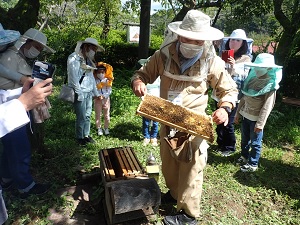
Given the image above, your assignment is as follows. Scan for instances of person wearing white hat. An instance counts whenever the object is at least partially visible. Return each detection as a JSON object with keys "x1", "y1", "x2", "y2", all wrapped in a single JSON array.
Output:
[
  {"x1": 67, "y1": 37, "x2": 104, "y2": 146},
  {"x1": 0, "y1": 28, "x2": 55, "y2": 199},
  {"x1": 235, "y1": 53, "x2": 283, "y2": 172},
  {"x1": 0, "y1": 24, "x2": 53, "y2": 223},
  {"x1": 214, "y1": 29, "x2": 253, "y2": 157},
  {"x1": 0, "y1": 28, "x2": 55, "y2": 90},
  {"x1": 132, "y1": 10, "x2": 238, "y2": 225}
]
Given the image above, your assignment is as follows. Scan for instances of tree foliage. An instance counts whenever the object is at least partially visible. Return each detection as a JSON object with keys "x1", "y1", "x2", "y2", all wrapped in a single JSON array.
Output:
[{"x1": 0, "y1": 0, "x2": 300, "y2": 97}]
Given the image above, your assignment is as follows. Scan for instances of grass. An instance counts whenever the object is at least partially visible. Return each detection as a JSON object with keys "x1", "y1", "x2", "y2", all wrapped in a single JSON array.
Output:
[{"x1": 3, "y1": 68, "x2": 300, "y2": 225}]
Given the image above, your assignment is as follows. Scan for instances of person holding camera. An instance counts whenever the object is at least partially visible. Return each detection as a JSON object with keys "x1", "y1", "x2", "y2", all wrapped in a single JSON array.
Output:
[
  {"x1": 0, "y1": 27, "x2": 55, "y2": 199},
  {"x1": 213, "y1": 29, "x2": 253, "y2": 157}
]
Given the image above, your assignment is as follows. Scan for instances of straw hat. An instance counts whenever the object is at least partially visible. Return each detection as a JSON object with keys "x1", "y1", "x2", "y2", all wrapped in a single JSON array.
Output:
[
  {"x1": 168, "y1": 10, "x2": 224, "y2": 41},
  {"x1": 76, "y1": 38, "x2": 104, "y2": 52},
  {"x1": 14, "y1": 28, "x2": 55, "y2": 53},
  {"x1": 0, "y1": 23, "x2": 20, "y2": 45},
  {"x1": 245, "y1": 53, "x2": 282, "y2": 68},
  {"x1": 224, "y1": 29, "x2": 253, "y2": 42}
]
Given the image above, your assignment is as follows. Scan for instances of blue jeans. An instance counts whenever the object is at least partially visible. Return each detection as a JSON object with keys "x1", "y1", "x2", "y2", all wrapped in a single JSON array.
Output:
[
  {"x1": 74, "y1": 92, "x2": 93, "y2": 139},
  {"x1": 215, "y1": 101, "x2": 237, "y2": 152},
  {"x1": 241, "y1": 117, "x2": 263, "y2": 166},
  {"x1": 0, "y1": 125, "x2": 34, "y2": 190},
  {"x1": 142, "y1": 117, "x2": 159, "y2": 139}
]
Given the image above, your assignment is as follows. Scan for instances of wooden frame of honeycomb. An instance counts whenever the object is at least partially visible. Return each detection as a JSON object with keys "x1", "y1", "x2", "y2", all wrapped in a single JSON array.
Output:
[{"x1": 136, "y1": 94, "x2": 214, "y2": 143}]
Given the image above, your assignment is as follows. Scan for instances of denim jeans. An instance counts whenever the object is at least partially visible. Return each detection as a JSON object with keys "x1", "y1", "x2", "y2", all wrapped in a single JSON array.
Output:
[
  {"x1": 0, "y1": 125, "x2": 34, "y2": 190},
  {"x1": 241, "y1": 117, "x2": 263, "y2": 166},
  {"x1": 142, "y1": 117, "x2": 159, "y2": 139},
  {"x1": 74, "y1": 92, "x2": 93, "y2": 139},
  {"x1": 215, "y1": 101, "x2": 238, "y2": 152}
]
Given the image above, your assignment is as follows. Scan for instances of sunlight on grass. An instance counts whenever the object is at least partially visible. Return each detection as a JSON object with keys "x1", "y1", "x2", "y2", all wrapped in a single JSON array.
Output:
[{"x1": 5, "y1": 69, "x2": 300, "y2": 225}]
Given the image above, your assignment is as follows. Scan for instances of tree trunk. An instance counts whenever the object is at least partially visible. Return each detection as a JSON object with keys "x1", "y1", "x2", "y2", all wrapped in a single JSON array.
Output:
[
  {"x1": 0, "y1": 0, "x2": 40, "y2": 33},
  {"x1": 101, "y1": 11, "x2": 110, "y2": 39},
  {"x1": 138, "y1": 0, "x2": 151, "y2": 59},
  {"x1": 273, "y1": 0, "x2": 300, "y2": 66}
]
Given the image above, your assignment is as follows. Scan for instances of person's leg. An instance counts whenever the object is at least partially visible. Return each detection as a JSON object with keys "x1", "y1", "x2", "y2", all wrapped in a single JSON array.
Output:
[
  {"x1": 1, "y1": 126, "x2": 34, "y2": 190},
  {"x1": 248, "y1": 122, "x2": 263, "y2": 167},
  {"x1": 214, "y1": 101, "x2": 224, "y2": 149},
  {"x1": 240, "y1": 117, "x2": 251, "y2": 159},
  {"x1": 222, "y1": 105, "x2": 237, "y2": 153},
  {"x1": 176, "y1": 138, "x2": 208, "y2": 218},
  {"x1": 74, "y1": 97, "x2": 86, "y2": 140},
  {"x1": 216, "y1": 123, "x2": 224, "y2": 149},
  {"x1": 83, "y1": 93, "x2": 93, "y2": 138},
  {"x1": 142, "y1": 117, "x2": 150, "y2": 139},
  {"x1": 150, "y1": 121, "x2": 159, "y2": 139},
  {"x1": 94, "y1": 98, "x2": 102, "y2": 129},
  {"x1": 102, "y1": 97, "x2": 110, "y2": 129},
  {"x1": 160, "y1": 125, "x2": 179, "y2": 197}
]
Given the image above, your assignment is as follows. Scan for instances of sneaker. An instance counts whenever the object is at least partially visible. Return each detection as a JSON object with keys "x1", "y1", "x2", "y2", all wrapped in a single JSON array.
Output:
[
  {"x1": 97, "y1": 128, "x2": 103, "y2": 136},
  {"x1": 236, "y1": 156, "x2": 248, "y2": 165},
  {"x1": 220, "y1": 150, "x2": 235, "y2": 157},
  {"x1": 84, "y1": 136, "x2": 95, "y2": 143},
  {"x1": 164, "y1": 211, "x2": 197, "y2": 225},
  {"x1": 0, "y1": 179, "x2": 13, "y2": 190},
  {"x1": 20, "y1": 183, "x2": 50, "y2": 199},
  {"x1": 150, "y1": 138, "x2": 158, "y2": 146},
  {"x1": 240, "y1": 163, "x2": 258, "y2": 172},
  {"x1": 143, "y1": 138, "x2": 150, "y2": 146},
  {"x1": 104, "y1": 128, "x2": 109, "y2": 135}
]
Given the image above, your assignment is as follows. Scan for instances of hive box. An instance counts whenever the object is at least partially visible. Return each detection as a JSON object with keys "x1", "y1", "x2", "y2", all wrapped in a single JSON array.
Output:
[{"x1": 98, "y1": 146, "x2": 161, "y2": 225}]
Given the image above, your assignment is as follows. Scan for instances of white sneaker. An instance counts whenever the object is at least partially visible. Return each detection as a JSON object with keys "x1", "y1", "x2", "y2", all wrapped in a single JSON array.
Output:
[
  {"x1": 104, "y1": 128, "x2": 109, "y2": 135},
  {"x1": 143, "y1": 138, "x2": 150, "y2": 146},
  {"x1": 150, "y1": 138, "x2": 158, "y2": 146},
  {"x1": 98, "y1": 128, "x2": 103, "y2": 136}
]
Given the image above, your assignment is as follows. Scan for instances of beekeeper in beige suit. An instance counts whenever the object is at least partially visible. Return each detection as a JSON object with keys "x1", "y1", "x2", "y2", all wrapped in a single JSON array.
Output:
[{"x1": 131, "y1": 10, "x2": 238, "y2": 225}]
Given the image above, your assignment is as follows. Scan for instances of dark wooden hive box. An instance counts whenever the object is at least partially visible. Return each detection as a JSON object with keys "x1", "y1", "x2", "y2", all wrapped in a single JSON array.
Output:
[{"x1": 98, "y1": 146, "x2": 161, "y2": 225}]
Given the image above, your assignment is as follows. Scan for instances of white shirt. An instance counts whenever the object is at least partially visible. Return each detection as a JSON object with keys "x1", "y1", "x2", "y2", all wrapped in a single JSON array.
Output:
[{"x1": 0, "y1": 87, "x2": 30, "y2": 137}]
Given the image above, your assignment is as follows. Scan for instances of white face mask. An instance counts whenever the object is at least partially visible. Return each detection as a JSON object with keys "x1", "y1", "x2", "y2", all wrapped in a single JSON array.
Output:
[
  {"x1": 86, "y1": 50, "x2": 95, "y2": 59},
  {"x1": 179, "y1": 42, "x2": 204, "y2": 59},
  {"x1": 97, "y1": 73, "x2": 105, "y2": 79},
  {"x1": 254, "y1": 67, "x2": 269, "y2": 77},
  {"x1": 24, "y1": 46, "x2": 40, "y2": 58}
]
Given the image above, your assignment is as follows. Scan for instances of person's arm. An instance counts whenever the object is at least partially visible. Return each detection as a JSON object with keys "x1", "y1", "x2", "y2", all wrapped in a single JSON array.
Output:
[
  {"x1": 209, "y1": 56, "x2": 239, "y2": 125},
  {"x1": 234, "y1": 96, "x2": 245, "y2": 124},
  {"x1": 67, "y1": 54, "x2": 83, "y2": 100},
  {"x1": 0, "y1": 78, "x2": 52, "y2": 137},
  {"x1": 0, "y1": 54, "x2": 23, "y2": 83},
  {"x1": 91, "y1": 74, "x2": 99, "y2": 97},
  {"x1": 131, "y1": 51, "x2": 162, "y2": 97},
  {"x1": 0, "y1": 99, "x2": 29, "y2": 138},
  {"x1": 255, "y1": 91, "x2": 276, "y2": 130}
]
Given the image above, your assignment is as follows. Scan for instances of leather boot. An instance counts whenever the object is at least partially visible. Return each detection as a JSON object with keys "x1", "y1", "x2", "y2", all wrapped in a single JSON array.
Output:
[{"x1": 163, "y1": 211, "x2": 197, "y2": 225}]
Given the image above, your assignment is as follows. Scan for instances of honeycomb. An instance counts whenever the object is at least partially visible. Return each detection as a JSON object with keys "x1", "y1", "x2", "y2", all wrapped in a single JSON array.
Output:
[{"x1": 137, "y1": 94, "x2": 214, "y2": 142}]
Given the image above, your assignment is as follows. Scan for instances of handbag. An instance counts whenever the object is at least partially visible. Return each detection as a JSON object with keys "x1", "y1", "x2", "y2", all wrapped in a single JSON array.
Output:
[
  {"x1": 58, "y1": 84, "x2": 75, "y2": 103},
  {"x1": 58, "y1": 72, "x2": 85, "y2": 103}
]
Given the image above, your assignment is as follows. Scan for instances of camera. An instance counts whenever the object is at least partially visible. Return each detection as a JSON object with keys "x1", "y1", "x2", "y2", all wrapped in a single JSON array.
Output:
[{"x1": 32, "y1": 61, "x2": 55, "y2": 86}]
